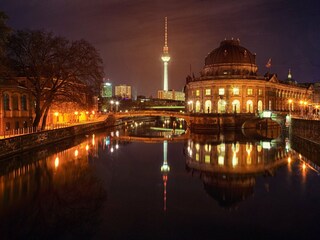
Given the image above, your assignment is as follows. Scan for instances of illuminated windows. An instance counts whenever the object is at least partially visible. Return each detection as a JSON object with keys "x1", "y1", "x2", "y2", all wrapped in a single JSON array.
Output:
[
  {"x1": 205, "y1": 89, "x2": 211, "y2": 95},
  {"x1": 247, "y1": 88, "x2": 253, "y2": 95},
  {"x1": 219, "y1": 88, "x2": 225, "y2": 95},
  {"x1": 258, "y1": 89, "x2": 263, "y2": 96},
  {"x1": 196, "y1": 90, "x2": 200, "y2": 96},
  {"x1": 233, "y1": 87, "x2": 239, "y2": 95},
  {"x1": 3, "y1": 93, "x2": 10, "y2": 110}
]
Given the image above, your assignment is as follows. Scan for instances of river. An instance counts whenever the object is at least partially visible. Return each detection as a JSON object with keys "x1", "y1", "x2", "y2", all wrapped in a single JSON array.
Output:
[{"x1": 0, "y1": 120, "x2": 319, "y2": 239}]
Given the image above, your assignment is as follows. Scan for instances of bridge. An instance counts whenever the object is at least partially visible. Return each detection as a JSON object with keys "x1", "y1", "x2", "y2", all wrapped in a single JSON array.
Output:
[
  {"x1": 111, "y1": 132, "x2": 189, "y2": 143},
  {"x1": 107, "y1": 110, "x2": 192, "y2": 125},
  {"x1": 103, "y1": 110, "x2": 287, "y2": 133},
  {"x1": 113, "y1": 110, "x2": 190, "y2": 120}
]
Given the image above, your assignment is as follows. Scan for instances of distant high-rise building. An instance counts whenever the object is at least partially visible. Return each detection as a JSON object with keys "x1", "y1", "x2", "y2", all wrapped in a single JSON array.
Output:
[
  {"x1": 157, "y1": 89, "x2": 185, "y2": 101},
  {"x1": 101, "y1": 82, "x2": 112, "y2": 98},
  {"x1": 115, "y1": 84, "x2": 132, "y2": 99}
]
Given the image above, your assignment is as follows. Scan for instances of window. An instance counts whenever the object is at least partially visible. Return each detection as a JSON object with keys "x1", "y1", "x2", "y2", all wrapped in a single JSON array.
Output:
[
  {"x1": 233, "y1": 87, "x2": 239, "y2": 95},
  {"x1": 196, "y1": 90, "x2": 200, "y2": 97},
  {"x1": 258, "y1": 100, "x2": 263, "y2": 112},
  {"x1": 3, "y1": 93, "x2": 10, "y2": 110},
  {"x1": 246, "y1": 100, "x2": 253, "y2": 113},
  {"x1": 12, "y1": 95, "x2": 19, "y2": 110},
  {"x1": 258, "y1": 89, "x2": 263, "y2": 96},
  {"x1": 205, "y1": 100, "x2": 212, "y2": 113},
  {"x1": 205, "y1": 89, "x2": 211, "y2": 95},
  {"x1": 247, "y1": 88, "x2": 253, "y2": 95},
  {"x1": 195, "y1": 100, "x2": 201, "y2": 113},
  {"x1": 219, "y1": 88, "x2": 225, "y2": 95},
  {"x1": 232, "y1": 100, "x2": 241, "y2": 113},
  {"x1": 21, "y1": 95, "x2": 27, "y2": 111}
]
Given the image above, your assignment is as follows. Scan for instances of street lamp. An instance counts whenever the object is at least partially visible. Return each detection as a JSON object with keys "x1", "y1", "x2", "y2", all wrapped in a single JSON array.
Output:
[
  {"x1": 74, "y1": 111, "x2": 79, "y2": 122},
  {"x1": 110, "y1": 100, "x2": 114, "y2": 112},
  {"x1": 54, "y1": 112, "x2": 59, "y2": 123},
  {"x1": 303, "y1": 101, "x2": 307, "y2": 118},
  {"x1": 288, "y1": 99, "x2": 293, "y2": 115},
  {"x1": 115, "y1": 101, "x2": 119, "y2": 112},
  {"x1": 299, "y1": 100, "x2": 303, "y2": 117},
  {"x1": 187, "y1": 100, "x2": 193, "y2": 112}
]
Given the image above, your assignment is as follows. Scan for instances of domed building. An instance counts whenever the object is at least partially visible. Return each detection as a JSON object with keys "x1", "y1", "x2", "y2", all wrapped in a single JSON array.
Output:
[{"x1": 185, "y1": 39, "x2": 313, "y2": 114}]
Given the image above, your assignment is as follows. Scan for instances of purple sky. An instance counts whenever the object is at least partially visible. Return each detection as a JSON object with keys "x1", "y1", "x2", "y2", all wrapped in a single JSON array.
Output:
[{"x1": 1, "y1": 0, "x2": 320, "y2": 97}]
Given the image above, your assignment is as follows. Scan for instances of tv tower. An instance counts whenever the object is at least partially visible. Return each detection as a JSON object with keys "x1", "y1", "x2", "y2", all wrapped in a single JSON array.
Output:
[{"x1": 161, "y1": 17, "x2": 170, "y2": 91}]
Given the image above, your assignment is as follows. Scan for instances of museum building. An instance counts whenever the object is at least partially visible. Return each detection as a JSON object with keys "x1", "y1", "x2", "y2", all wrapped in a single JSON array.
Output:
[{"x1": 185, "y1": 39, "x2": 313, "y2": 114}]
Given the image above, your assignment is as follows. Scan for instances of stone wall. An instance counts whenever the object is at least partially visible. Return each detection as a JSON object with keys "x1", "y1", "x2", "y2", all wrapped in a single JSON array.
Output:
[
  {"x1": 0, "y1": 121, "x2": 109, "y2": 159},
  {"x1": 189, "y1": 113, "x2": 257, "y2": 133},
  {"x1": 291, "y1": 118, "x2": 320, "y2": 144}
]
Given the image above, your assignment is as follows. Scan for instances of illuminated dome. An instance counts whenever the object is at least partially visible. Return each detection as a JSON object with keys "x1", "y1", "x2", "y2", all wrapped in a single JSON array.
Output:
[{"x1": 201, "y1": 39, "x2": 258, "y2": 77}]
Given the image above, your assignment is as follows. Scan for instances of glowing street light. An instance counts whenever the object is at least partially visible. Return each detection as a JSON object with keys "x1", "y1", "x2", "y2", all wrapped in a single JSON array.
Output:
[
  {"x1": 288, "y1": 99, "x2": 293, "y2": 115},
  {"x1": 110, "y1": 100, "x2": 115, "y2": 112},
  {"x1": 115, "y1": 101, "x2": 119, "y2": 112},
  {"x1": 74, "y1": 111, "x2": 79, "y2": 122},
  {"x1": 187, "y1": 100, "x2": 193, "y2": 112}
]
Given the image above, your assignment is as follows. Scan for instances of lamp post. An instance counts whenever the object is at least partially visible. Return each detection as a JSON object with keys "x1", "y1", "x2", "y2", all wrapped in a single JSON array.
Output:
[
  {"x1": 303, "y1": 101, "x2": 307, "y2": 118},
  {"x1": 54, "y1": 112, "x2": 59, "y2": 123},
  {"x1": 299, "y1": 100, "x2": 303, "y2": 117},
  {"x1": 115, "y1": 101, "x2": 119, "y2": 112},
  {"x1": 288, "y1": 99, "x2": 292, "y2": 115},
  {"x1": 110, "y1": 100, "x2": 114, "y2": 112},
  {"x1": 74, "y1": 111, "x2": 79, "y2": 122},
  {"x1": 187, "y1": 100, "x2": 193, "y2": 113}
]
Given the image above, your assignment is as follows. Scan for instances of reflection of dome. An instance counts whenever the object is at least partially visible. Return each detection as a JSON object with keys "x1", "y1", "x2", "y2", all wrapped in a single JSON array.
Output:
[
  {"x1": 202, "y1": 173, "x2": 255, "y2": 209},
  {"x1": 201, "y1": 39, "x2": 258, "y2": 77}
]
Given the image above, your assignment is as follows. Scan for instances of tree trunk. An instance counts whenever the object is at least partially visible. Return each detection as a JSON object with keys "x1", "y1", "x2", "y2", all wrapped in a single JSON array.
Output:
[
  {"x1": 33, "y1": 98, "x2": 42, "y2": 128},
  {"x1": 41, "y1": 105, "x2": 50, "y2": 130}
]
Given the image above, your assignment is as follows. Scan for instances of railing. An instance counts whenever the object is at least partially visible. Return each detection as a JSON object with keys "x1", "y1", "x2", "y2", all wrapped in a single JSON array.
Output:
[{"x1": 0, "y1": 119, "x2": 108, "y2": 139}]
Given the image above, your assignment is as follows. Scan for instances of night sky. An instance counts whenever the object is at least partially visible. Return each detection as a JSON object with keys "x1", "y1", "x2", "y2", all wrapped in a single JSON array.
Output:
[{"x1": 1, "y1": 0, "x2": 320, "y2": 97}]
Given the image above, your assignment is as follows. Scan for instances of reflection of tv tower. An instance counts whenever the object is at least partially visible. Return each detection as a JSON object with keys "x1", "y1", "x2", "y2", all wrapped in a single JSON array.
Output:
[{"x1": 161, "y1": 140, "x2": 170, "y2": 211}]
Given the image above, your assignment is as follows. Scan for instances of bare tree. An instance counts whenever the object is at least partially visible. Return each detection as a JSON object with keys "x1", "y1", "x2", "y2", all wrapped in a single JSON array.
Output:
[
  {"x1": 0, "y1": 11, "x2": 12, "y2": 77},
  {"x1": 7, "y1": 30, "x2": 104, "y2": 129}
]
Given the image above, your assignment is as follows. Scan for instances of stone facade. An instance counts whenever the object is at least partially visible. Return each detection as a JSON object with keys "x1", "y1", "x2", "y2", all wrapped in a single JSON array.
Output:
[
  {"x1": 185, "y1": 40, "x2": 313, "y2": 114},
  {"x1": 0, "y1": 79, "x2": 34, "y2": 133}
]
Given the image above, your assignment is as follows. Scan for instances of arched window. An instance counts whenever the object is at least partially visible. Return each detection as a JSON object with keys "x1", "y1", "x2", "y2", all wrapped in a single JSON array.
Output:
[
  {"x1": 232, "y1": 100, "x2": 240, "y2": 113},
  {"x1": 246, "y1": 100, "x2": 253, "y2": 113},
  {"x1": 258, "y1": 100, "x2": 263, "y2": 112},
  {"x1": 12, "y1": 94, "x2": 19, "y2": 110},
  {"x1": 205, "y1": 100, "x2": 212, "y2": 113},
  {"x1": 21, "y1": 95, "x2": 27, "y2": 111},
  {"x1": 217, "y1": 99, "x2": 226, "y2": 113},
  {"x1": 3, "y1": 93, "x2": 10, "y2": 110},
  {"x1": 195, "y1": 100, "x2": 201, "y2": 113}
]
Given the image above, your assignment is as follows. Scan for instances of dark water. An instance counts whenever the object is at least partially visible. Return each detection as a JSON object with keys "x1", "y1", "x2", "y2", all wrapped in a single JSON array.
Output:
[{"x1": 0, "y1": 124, "x2": 320, "y2": 239}]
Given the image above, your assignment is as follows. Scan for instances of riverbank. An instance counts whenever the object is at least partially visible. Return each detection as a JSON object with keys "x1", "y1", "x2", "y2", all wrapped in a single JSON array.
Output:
[{"x1": 0, "y1": 120, "x2": 111, "y2": 159}]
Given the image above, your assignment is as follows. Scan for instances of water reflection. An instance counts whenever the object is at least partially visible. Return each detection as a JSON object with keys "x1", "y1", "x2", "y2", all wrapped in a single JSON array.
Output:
[
  {"x1": 0, "y1": 133, "x2": 107, "y2": 238},
  {"x1": 0, "y1": 122, "x2": 319, "y2": 238},
  {"x1": 184, "y1": 134, "x2": 310, "y2": 209}
]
